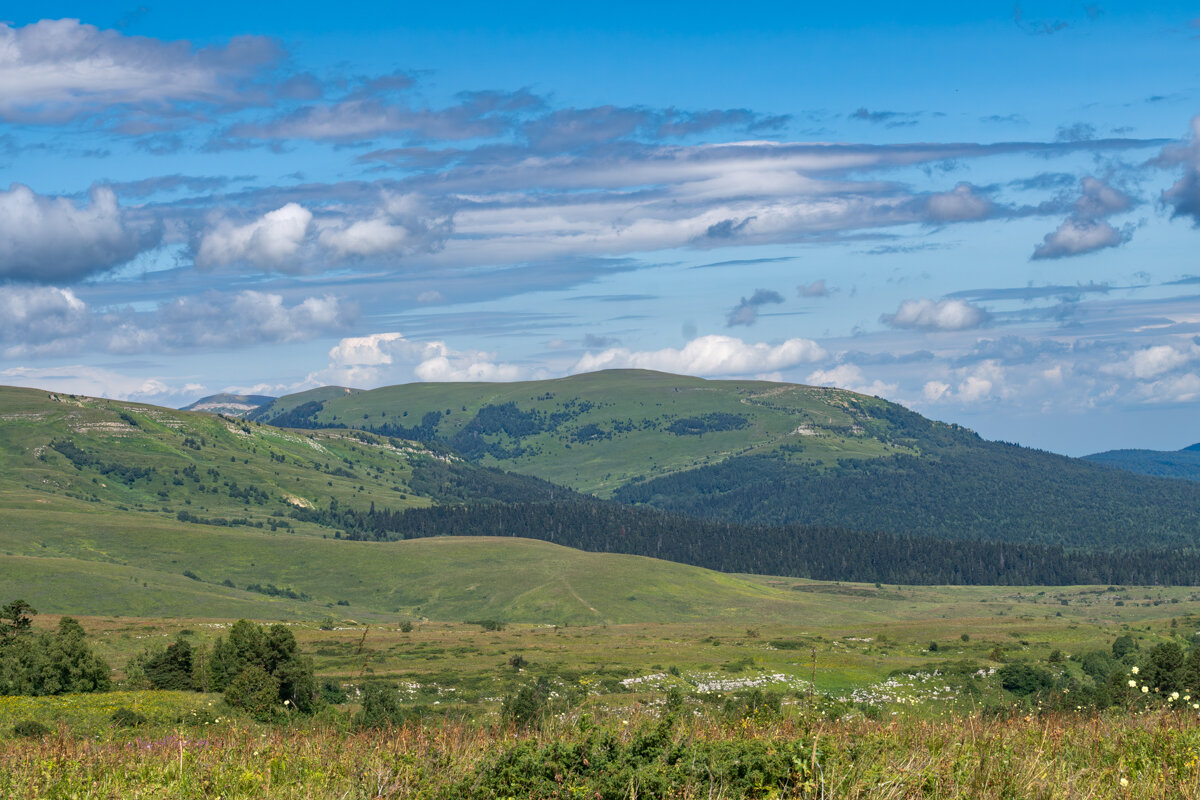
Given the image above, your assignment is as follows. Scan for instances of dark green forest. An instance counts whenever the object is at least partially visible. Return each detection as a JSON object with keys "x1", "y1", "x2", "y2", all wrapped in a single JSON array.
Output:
[
  {"x1": 1084, "y1": 444, "x2": 1200, "y2": 482},
  {"x1": 613, "y1": 446, "x2": 1200, "y2": 549},
  {"x1": 291, "y1": 499, "x2": 1200, "y2": 586}
]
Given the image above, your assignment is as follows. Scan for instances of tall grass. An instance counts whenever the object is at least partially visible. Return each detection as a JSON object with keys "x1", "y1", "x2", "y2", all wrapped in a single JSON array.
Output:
[{"x1": 3, "y1": 707, "x2": 1200, "y2": 798}]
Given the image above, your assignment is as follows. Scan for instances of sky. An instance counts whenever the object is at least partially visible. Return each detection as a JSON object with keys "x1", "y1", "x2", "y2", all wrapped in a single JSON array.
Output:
[{"x1": 2, "y1": 2, "x2": 1200, "y2": 455}]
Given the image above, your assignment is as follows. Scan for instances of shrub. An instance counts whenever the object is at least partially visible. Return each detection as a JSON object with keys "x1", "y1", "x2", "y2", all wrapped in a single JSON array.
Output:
[
  {"x1": 12, "y1": 719, "x2": 50, "y2": 738},
  {"x1": 320, "y1": 680, "x2": 348, "y2": 705},
  {"x1": 998, "y1": 663, "x2": 1055, "y2": 697},
  {"x1": 224, "y1": 665, "x2": 280, "y2": 721},
  {"x1": 111, "y1": 707, "x2": 148, "y2": 728},
  {"x1": 354, "y1": 682, "x2": 408, "y2": 729},
  {"x1": 503, "y1": 678, "x2": 550, "y2": 729}
]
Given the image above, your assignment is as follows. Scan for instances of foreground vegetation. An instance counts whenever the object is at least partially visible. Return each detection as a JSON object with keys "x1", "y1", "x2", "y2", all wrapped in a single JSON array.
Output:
[
  {"x1": 5, "y1": 701, "x2": 1200, "y2": 798},
  {"x1": 6, "y1": 584, "x2": 1200, "y2": 797}
]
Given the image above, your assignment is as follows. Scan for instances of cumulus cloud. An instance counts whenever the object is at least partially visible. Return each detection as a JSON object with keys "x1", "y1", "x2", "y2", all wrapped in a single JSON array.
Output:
[
  {"x1": 916, "y1": 361, "x2": 1009, "y2": 405},
  {"x1": 0, "y1": 184, "x2": 156, "y2": 282},
  {"x1": 1158, "y1": 117, "x2": 1200, "y2": 226},
  {"x1": 121, "y1": 291, "x2": 357, "y2": 351},
  {"x1": 196, "y1": 194, "x2": 452, "y2": 272},
  {"x1": 1030, "y1": 176, "x2": 1135, "y2": 259},
  {"x1": 0, "y1": 286, "x2": 90, "y2": 355},
  {"x1": 804, "y1": 364, "x2": 897, "y2": 397},
  {"x1": 1102, "y1": 343, "x2": 1199, "y2": 380},
  {"x1": 922, "y1": 183, "x2": 996, "y2": 222},
  {"x1": 572, "y1": 334, "x2": 825, "y2": 377},
  {"x1": 1134, "y1": 372, "x2": 1200, "y2": 404},
  {"x1": 1031, "y1": 218, "x2": 1128, "y2": 259},
  {"x1": 314, "y1": 331, "x2": 532, "y2": 387},
  {"x1": 797, "y1": 279, "x2": 831, "y2": 298},
  {"x1": 195, "y1": 203, "x2": 312, "y2": 271},
  {"x1": 314, "y1": 193, "x2": 452, "y2": 260},
  {"x1": 0, "y1": 287, "x2": 354, "y2": 356},
  {"x1": 882, "y1": 298, "x2": 989, "y2": 331},
  {"x1": 1074, "y1": 176, "x2": 1133, "y2": 218},
  {"x1": 0, "y1": 19, "x2": 281, "y2": 123},
  {"x1": 726, "y1": 288, "x2": 784, "y2": 327}
]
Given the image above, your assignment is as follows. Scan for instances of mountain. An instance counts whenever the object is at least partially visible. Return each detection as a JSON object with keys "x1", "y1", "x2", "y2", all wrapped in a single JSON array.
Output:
[
  {"x1": 1083, "y1": 444, "x2": 1200, "y2": 482},
  {"x1": 252, "y1": 370, "x2": 1200, "y2": 551},
  {"x1": 248, "y1": 369, "x2": 941, "y2": 495},
  {"x1": 5, "y1": 381, "x2": 1200, "y2": 607},
  {"x1": 0, "y1": 384, "x2": 827, "y2": 622},
  {"x1": 181, "y1": 392, "x2": 276, "y2": 416}
]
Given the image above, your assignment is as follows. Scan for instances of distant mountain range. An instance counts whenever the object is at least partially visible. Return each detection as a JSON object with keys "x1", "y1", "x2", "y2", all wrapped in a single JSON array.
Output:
[{"x1": 1084, "y1": 443, "x2": 1200, "y2": 482}]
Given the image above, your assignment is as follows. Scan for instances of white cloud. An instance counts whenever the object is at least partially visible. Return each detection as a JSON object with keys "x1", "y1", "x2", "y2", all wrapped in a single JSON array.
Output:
[
  {"x1": 0, "y1": 19, "x2": 280, "y2": 122},
  {"x1": 197, "y1": 194, "x2": 452, "y2": 272},
  {"x1": 1135, "y1": 373, "x2": 1200, "y2": 404},
  {"x1": 0, "y1": 286, "x2": 90, "y2": 353},
  {"x1": 196, "y1": 203, "x2": 313, "y2": 271},
  {"x1": 314, "y1": 331, "x2": 531, "y2": 387},
  {"x1": 572, "y1": 334, "x2": 826, "y2": 377},
  {"x1": 1031, "y1": 218, "x2": 1126, "y2": 259},
  {"x1": 1103, "y1": 344, "x2": 1198, "y2": 380},
  {"x1": 0, "y1": 287, "x2": 354, "y2": 356},
  {"x1": 413, "y1": 355, "x2": 528, "y2": 382},
  {"x1": 0, "y1": 184, "x2": 153, "y2": 282},
  {"x1": 883, "y1": 298, "x2": 988, "y2": 331},
  {"x1": 1075, "y1": 177, "x2": 1133, "y2": 218},
  {"x1": 956, "y1": 375, "x2": 994, "y2": 403},
  {"x1": 805, "y1": 363, "x2": 897, "y2": 397},
  {"x1": 128, "y1": 290, "x2": 356, "y2": 350},
  {"x1": 0, "y1": 364, "x2": 191, "y2": 404},
  {"x1": 923, "y1": 183, "x2": 995, "y2": 222},
  {"x1": 922, "y1": 380, "x2": 951, "y2": 401}
]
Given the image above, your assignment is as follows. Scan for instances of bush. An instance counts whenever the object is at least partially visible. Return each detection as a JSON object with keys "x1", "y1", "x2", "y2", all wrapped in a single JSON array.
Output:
[
  {"x1": 469, "y1": 619, "x2": 505, "y2": 632},
  {"x1": 354, "y1": 682, "x2": 408, "y2": 729},
  {"x1": 208, "y1": 620, "x2": 317, "y2": 711},
  {"x1": 998, "y1": 663, "x2": 1055, "y2": 697},
  {"x1": 320, "y1": 680, "x2": 348, "y2": 705},
  {"x1": 224, "y1": 665, "x2": 280, "y2": 721},
  {"x1": 12, "y1": 719, "x2": 50, "y2": 738},
  {"x1": 503, "y1": 678, "x2": 550, "y2": 729},
  {"x1": 111, "y1": 707, "x2": 148, "y2": 728}
]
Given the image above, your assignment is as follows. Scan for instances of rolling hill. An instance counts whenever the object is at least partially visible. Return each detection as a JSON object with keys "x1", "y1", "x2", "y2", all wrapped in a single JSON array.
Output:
[
  {"x1": 0, "y1": 385, "x2": 853, "y2": 623},
  {"x1": 247, "y1": 369, "x2": 953, "y2": 494},
  {"x1": 1084, "y1": 443, "x2": 1200, "y2": 482},
  {"x1": 247, "y1": 370, "x2": 1200, "y2": 551}
]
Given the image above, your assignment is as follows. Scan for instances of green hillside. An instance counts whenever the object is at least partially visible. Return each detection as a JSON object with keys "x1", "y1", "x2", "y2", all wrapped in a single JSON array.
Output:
[
  {"x1": 249, "y1": 370, "x2": 1200, "y2": 550},
  {"x1": 0, "y1": 384, "x2": 869, "y2": 623},
  {"x1": 0, "y1": 384, "x2": 498, "y2": 528},
  {"x1": 1084, "y1": 444, "x2": 1200, "y2": 481},
  {"x1": 250, "y1": 369, "x2": 941, "y2": 495}
]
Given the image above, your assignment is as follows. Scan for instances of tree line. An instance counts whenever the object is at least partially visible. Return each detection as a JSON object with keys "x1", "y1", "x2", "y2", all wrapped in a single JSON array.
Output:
[{"x1": 291, "y1": 499, "x2": 1200, "y2": 585}]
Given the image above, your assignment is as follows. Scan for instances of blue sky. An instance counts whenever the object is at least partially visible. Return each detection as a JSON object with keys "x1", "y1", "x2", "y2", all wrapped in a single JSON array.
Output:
[{"x1": 3, "y1": 2, "x2": 1200, "y2": 455}]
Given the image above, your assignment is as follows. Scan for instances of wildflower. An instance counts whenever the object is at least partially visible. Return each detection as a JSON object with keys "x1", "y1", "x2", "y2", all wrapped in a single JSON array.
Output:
[
  {"x1": 1121, "y1": 777, "x2": 1129, "y2": 787},
  {"x1": 1172, "y1": 692, "x2": 1180, "y2": 700},
  {"x1": 1142, "y1": 686, "x2": 1149, "y2": 694},
  {"x1": 1128, "y1": 680, "x2": 1137, "y2": 688},
  {"x1": 1132, "y1": 667, "x2": 1139, "y2": 675}
]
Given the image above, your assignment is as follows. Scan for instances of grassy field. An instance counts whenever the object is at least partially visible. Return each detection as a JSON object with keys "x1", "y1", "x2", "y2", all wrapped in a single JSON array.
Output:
[{"x1": 4, "y1": 693, "x2": 1200, "y2": 798}]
